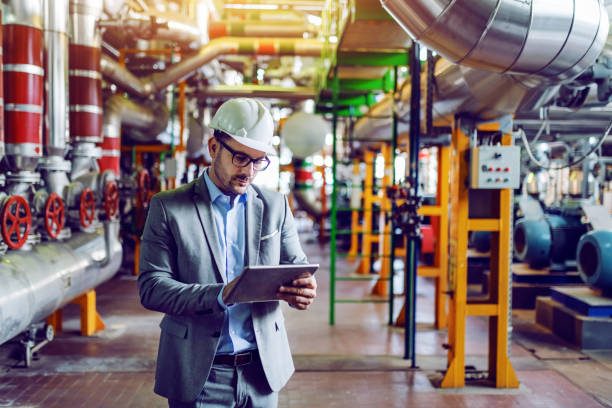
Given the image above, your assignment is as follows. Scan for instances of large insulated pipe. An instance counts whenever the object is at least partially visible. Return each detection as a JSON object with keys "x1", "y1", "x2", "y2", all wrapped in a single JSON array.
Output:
[
  {"x1": 356, "y1": 0, "x2": 611, "y2": 141},
  {"x1": 42, "y1": 0, "x2": 69, "y2": 157},
  {"x1": 101, "y1": 37, "x2": 324, "y2": 98},
  {"x1": 381, "y1": 0, "x2": 609, "y2": 84},
  {"x1": 208, "y1": 20, "x2": 317, "y2": 39},
  {"x1": 99, "y1": 94, "x2": 169, "y2": 175},
  {"x1": 99, "y1": 9, "x2": 203, "y2": 47},
  {"x1": 69, "y1": 0, "x2": 103, "y2": 144},
  {"x1": 0, "y1": 221, "x2": 122, "y2": 345},
  {"x1": 39, "y1": 0, "x2": 71, "y2": 197},
  {"x1": 3, "y1": 0, "x2": 44, "y2": 172}
]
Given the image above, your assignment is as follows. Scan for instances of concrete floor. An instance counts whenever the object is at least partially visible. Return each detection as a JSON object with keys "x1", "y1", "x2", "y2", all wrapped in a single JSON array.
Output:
[{"x1": 1, "y1": 232, "x2": 611, "y2": 407}]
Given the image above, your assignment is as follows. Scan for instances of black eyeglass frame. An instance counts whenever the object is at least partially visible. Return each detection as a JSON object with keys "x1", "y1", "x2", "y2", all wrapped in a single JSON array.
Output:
[{"x1": 216, "y1": 137, "x2": 271, "y2": 171}]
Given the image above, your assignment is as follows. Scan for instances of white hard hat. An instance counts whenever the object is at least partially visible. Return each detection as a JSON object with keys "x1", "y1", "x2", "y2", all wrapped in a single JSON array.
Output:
[{"x1": 209, "y1": 98, "x2": 276, "y2": 155}]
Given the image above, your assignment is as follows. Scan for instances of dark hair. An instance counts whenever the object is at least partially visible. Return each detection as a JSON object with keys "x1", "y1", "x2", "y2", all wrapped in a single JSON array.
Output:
[{"x1": 213, "y1": 129, "x2": 230, "y2": 142}]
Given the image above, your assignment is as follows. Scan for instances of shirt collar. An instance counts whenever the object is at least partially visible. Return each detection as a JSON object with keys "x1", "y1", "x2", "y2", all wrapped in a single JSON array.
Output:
[{"x1": 203, "y1": 169, "x2": 246, "y2": 206}]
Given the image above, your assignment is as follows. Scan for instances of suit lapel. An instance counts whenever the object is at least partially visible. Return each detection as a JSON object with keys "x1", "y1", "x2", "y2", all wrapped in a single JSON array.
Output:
[
  {"x1": 246, "y1": 186, "x2": 263, "y2": 267},
  {"x1": 192, "y1": 176, "x2": 226, "y2": 283}
]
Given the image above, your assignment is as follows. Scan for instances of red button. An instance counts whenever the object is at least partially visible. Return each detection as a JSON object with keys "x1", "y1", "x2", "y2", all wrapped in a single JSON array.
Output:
[
  {"x1": 496, "y1": 168, "x2": 502, "y2": 172},
  {"x1": 488, "y1": 167, "x2": 493, "y2": 172},
  {"x1": 504, "y1": 168, "x2": 510, "y2": 172},
  {"x1": 496, "y1": 178, "x2": 501, "y2": 182}
]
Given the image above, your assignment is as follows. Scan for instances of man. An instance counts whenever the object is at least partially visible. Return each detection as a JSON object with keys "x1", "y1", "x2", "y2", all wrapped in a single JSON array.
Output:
[{"x1": 138, "y1": 98, "x2": 317, "y2": 407}]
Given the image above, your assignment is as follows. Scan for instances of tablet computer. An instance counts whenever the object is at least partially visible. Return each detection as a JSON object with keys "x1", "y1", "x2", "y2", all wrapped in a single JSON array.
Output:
[{"x1": 224, "y1": 264, "x2": 319, "y2": 304}]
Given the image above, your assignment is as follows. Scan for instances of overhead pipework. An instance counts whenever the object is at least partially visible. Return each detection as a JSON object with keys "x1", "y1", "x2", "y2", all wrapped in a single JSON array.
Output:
[
  {"x1": 101, "y1": 37, "x2": 324, "y2": 98},
  {"x1": 380, "y1": 0, "x2": 609, "y2": 84},
  {"x1": 354, "y1": 0, "x2": 611, "y2": 142}
]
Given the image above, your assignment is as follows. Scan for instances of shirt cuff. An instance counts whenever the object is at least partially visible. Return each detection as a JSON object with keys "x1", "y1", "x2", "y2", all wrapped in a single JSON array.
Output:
[{"x1": 217, "y1": 285, "x2": 228, "y2": 310}]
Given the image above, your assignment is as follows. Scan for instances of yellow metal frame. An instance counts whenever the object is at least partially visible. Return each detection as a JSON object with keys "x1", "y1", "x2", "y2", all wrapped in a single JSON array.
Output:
[
  {"x1": 45, "y1": 290, "x2": 105, "y2": 336},
  {"x1": 442, "y1": 118, "x2": 519, "y2": 388},
  {"x1": 355, "y1": 150, "x2": 377, "y2": 273},
  {"x1": 349, "y1": 144, "x2": 450, "y2": 329}
]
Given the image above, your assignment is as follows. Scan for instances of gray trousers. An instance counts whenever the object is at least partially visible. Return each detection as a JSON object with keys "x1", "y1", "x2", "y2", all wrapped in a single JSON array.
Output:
[{"x1": 168, "y1": 360, "x2": 278, "y2": 408}]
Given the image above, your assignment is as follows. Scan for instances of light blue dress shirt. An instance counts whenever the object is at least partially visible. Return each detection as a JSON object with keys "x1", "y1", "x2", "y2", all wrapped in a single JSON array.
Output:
[{"x1": 203, "y1": 170, "x2": 256, "y2": 355}]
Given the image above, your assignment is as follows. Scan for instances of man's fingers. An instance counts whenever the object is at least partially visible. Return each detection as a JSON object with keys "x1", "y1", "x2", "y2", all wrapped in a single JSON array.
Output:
[
  {"x1": 278, "y1": 286, "x2": 316, "y2": 298},
  {"x1": 276, "y1": 293, "x2": 314, "y2": 309},
  {"x1": 291, "y1": 275, "x2": 317, "y2": 289}
]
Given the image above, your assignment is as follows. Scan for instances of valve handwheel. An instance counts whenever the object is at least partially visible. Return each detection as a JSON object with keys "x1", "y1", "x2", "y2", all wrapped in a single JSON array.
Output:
[
  {"x1": 104, "y1": 181, "x2": 119, "y2": 220},
  {"x1": 79, "y1": 189, "x2": 96, "y2": 228},
  {"x1": 44, "y1": 193, "x2": 65, "y2": 239},
  {"x1": 138, "y1": 169, "x2": 151, "y2": 208},
  {"x1": 1, "y1": 196, "x2": 32, "y2": 250}
]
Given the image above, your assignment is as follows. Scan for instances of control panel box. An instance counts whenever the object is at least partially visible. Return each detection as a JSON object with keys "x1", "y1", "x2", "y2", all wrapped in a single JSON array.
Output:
[{"x1": 470, "y1": 146, "x2": 521, "y2": 189}]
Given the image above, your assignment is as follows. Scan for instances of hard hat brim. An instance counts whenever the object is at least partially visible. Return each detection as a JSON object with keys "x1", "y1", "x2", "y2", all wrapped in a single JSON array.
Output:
[{"x1": 225, "y1": 133, "x2": 277, "y2": 156}]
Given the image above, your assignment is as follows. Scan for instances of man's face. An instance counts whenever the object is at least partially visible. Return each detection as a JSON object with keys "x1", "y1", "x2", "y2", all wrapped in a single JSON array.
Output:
[{"x1": 208, "y1": 136, "x2": 267, "y2": 196}]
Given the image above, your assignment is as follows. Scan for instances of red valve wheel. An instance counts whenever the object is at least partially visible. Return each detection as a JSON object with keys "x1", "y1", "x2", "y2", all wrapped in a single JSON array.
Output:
[
  {"x1": 138, "y1": 169, "x2": 151, "y2": 208},
  {"x1": 1, "y1": 195, "x2": 32, "y2": 250},
  {"x1": 44, "y1": 193, "x2": 65, "y2": 239},
  {"x1": 104, "y1": 181, "x2": 119, "y2": 220},
  {"x1": 79, "y1": 189, "x2": 96, "y2": 228}
]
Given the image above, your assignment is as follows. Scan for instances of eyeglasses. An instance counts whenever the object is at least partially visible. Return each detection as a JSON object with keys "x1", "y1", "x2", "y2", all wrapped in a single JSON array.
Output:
[{"x1": 216, "y1": 138, "x2": 271, "y2": 171}]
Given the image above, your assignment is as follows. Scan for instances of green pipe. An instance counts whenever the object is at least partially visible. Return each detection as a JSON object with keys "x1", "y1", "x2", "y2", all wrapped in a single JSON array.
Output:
[{"x1": 329, "y1": 66, "x2": 339, "y2": 326}]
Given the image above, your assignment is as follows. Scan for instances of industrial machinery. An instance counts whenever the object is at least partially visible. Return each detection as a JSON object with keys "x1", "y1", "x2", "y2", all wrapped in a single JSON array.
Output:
[
  {"x1": 514, "y1": 205, "x2": 587, "y2": 270},
  {"x1": 576, "y1": 204, "x2": 612, "y2": 292}
]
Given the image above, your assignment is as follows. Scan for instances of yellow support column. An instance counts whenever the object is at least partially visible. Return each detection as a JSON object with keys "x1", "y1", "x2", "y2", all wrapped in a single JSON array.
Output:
[
  {"x1": 434, "y1": 145, "x2": 450, "y2": 330},
  {"x1": 488, "y1": 132, "x2": 519, "y2": 388},
  {"x1": 72, "y1": 290, "x2": 106, "y2": 336},
  {"x1": 441, "y1": 120, "x2": 469, "y2": 388},
  {"x1": 374, "y1": 144, "x2": 394, "y2": 295},
  {"x1": 441, "y1": 119, "x2": 518, "y2": 388},
  {"x1": 356, "y1": 150, "x2": 375, "y2": 275}
]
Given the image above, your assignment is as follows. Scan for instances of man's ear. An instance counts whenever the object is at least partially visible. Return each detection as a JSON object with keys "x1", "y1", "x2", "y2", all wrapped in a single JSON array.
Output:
[{"x1": 208, "y1": 137, "x2": 218, "y2": 159}]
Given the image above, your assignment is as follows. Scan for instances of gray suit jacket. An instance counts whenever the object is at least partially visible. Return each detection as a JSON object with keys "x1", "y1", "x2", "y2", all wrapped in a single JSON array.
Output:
[{"x1": 138, "y1": 175, "x2": 307, "y2": 402}]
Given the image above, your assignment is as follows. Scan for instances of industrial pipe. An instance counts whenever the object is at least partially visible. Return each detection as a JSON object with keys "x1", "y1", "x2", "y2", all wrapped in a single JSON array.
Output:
[
  {"x1": 101, "y1": 37, "x2": 324, "y2": 98},
  {"x1": 42, "y1": 0, "x2": 69, "y2": 157},
  {"x1": 3, "y1": 0, "x2": 44, "y2": 173},
  {"x1": 0, "y1": 221, "x2": 123, "y2": 345},
  {"x1": 208, "y1": 20, "x2": 317, "y2": 39},
  {"x1": 355, "y1": 0, "x2": 610, "y2": 141},
  {"x1": 69, "y1": 0, "x2": 103, "y2": 144},
  {"x1": 99, "y1": 94, "x2": 169, "y2": 175},
  {"x1": 380, "y1": 0, "x2": 609, "y2": 84},
  {"x1": 0, "y1": 10, "x2": 4, "y2": 164}
]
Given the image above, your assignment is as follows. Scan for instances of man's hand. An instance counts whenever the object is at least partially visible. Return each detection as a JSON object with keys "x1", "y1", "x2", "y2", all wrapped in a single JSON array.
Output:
[{"x1": 276, "y1": 274, "x2": 317, "y2": 310}]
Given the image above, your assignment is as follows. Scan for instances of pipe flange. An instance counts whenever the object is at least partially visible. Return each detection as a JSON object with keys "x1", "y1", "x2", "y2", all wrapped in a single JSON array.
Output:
[
  {"x1": 38, "y1": 157, "x2": 72, "y2": 172},
  {"x1": 6, "y1": 171, "x2": 41, "y2": 185},
  {"x1": 72, "y1": 143, "x2": 102, "y2": 159}
]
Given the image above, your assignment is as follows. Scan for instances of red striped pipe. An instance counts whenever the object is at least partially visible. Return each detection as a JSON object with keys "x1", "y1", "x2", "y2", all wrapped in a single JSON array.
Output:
[
  {"x1": 0, "y1": 11, "x2": 4, "y2": 161},
  {"x1": 3, "y1": 24, "x2": 44, "y2": 169},
  {"x1": 69, "y1": 44, "x2": 102, "y2": 143},
  {"x1": 98, "y1": 134, "x2": 120, "y2": 175}
]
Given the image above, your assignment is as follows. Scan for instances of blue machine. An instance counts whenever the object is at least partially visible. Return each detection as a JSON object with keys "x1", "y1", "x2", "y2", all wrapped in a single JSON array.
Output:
[
  {"x1": 576, "y1": 230, "x2": 612, "y2": 291},
  {"x1": 514, "y1": 211, "x2": 587, "y2": 271}
]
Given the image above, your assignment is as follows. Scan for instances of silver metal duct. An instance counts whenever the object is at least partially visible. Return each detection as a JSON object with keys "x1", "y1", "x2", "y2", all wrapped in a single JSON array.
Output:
[
  {"x1": 0, "y1": 221, "x2": 123, "y2": 345},
  {"x1": 101, "y1": 37, "x2": 324, "y2": 98},
  {"x1": 43, "y1": 0, "x2": 69, "y2": 157},
  {"x1": 381, "y1": 0, "x2": 609, "y2": 85},
  {"x1": 2, "y1": 0, "x2": 43, "y2": 28},
  {"x1": 355, "y1": 0, "x2": 611, "y2": 141},
  {"x1": 208, "y1": 20, "x2": 318, "y2": 39},
  {"x1": 103, "y1": 94, "x2": 169, "y2": 145},
  {"x1": 69, "y1": 0, "x2": 103, "y2": 48},
  {"x1": 198, "y1": 84, "x2": 316, "y2": 100}
]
